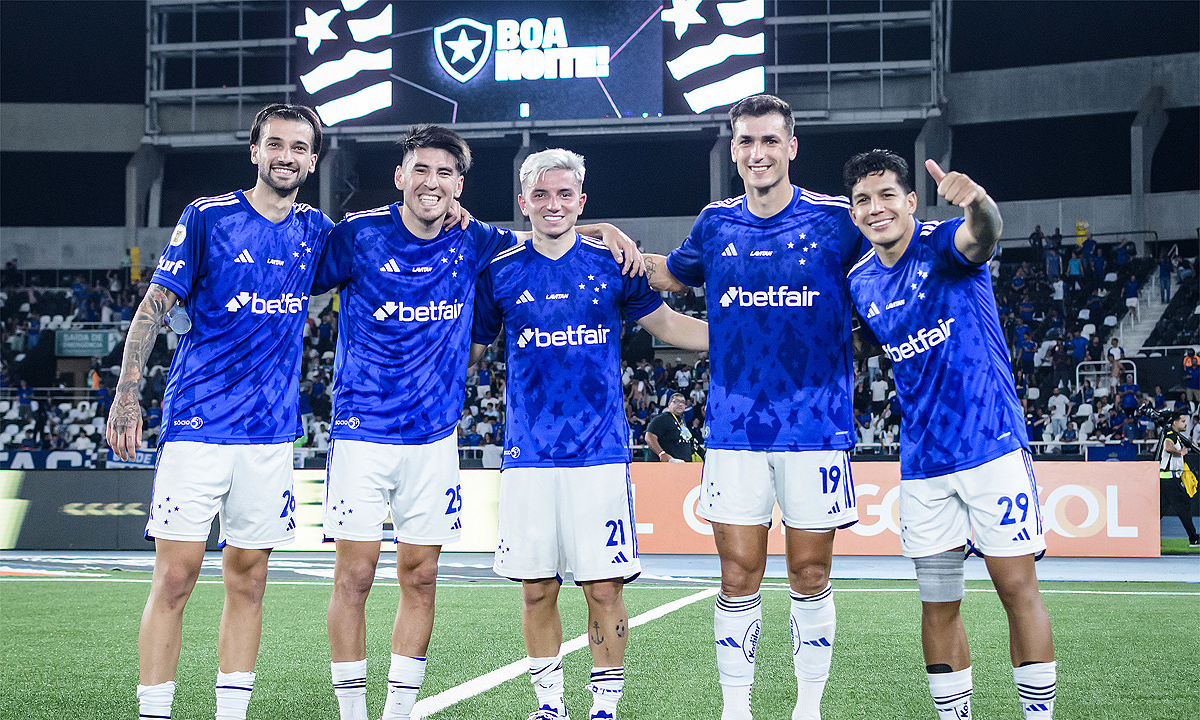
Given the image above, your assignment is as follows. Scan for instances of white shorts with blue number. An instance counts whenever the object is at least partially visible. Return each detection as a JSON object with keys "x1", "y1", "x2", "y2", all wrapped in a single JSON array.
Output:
[
  {"x1": 147, "y1": 441, "x2": 295, "y2": 549},
  {"x1": 493, "y1": 463, "x2": 640, "y2": 583},
  {"x1": 323, "y1": 435, "x2": 462, "y2": 545},
  {"x1": 699, "y1": 449, "x2": 858, "y2": 530},
  {"x1": 899, "y1": 448, "x2": 1045, "y2": 559}
]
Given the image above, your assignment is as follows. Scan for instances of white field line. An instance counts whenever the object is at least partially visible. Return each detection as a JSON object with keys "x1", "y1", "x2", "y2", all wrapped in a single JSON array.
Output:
[{"x1": 411, "y1": 588, "x2": 719, "y2": 719}]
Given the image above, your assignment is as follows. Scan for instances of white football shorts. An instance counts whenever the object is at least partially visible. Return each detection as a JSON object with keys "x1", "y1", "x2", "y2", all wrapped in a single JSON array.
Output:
[
  {"x1": 900, "y1": 448, "x2": 1046, "y2": 559},
  {"x1": 493, "y1": 463, "x2": 640, "y2": 584},
  {"x1": 146, "y1": 441, "x2": 295, "y2": 549},
  {"x1": 323, "y1": 435, "x2": 462, "y2": 545},
  {"x1": 699, "y1": 448, "x2": 858, "y2": 530}
]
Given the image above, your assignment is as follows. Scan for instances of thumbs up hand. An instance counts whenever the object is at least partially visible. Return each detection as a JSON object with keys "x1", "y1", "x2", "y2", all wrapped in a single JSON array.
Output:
[{"x1": 925, "y1": 160, "x2": 988, "y2": 210}]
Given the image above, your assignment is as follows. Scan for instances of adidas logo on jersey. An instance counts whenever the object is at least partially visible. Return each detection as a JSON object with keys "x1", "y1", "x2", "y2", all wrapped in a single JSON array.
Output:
[
  {"x1": 1012, "y1": 528, "x2": 1031, "y2": 542},
  {"x1": 450, "y1": 518, "x2": 462, "y2": 531},
  {"x1": 225, "y1": 291, "x2": 307, "y2": 314},
  {"x1": 882, "y1": 317, "x2": 956, "y2": 362},
  {"x1": 372, "y1": 300, "x2": 464, "y2": 322},
  {"x1": 234, "y1": 249, "x2": 255, "y2": 263},
  {"x1": 514, "y1": 290, "x2": 535, "y2": 305},
  {"x1": 379, "y1": 259, "x2": 402, "y2": 273},
  {"x1": 721, "y1": 243, "x2": 738, "y2": 257},
  {"x1": 611, "y1": 552, "x2": 628, "y2": 563},
  {"x1": 866, "y1": 302, "x2": 881, "y2": 318},
  {"x1": 718, "y1": 285, "x2": 821, "y2": 308},
  {"x1": 516, "y1": 325, "x2": 611, "y2": 349}
]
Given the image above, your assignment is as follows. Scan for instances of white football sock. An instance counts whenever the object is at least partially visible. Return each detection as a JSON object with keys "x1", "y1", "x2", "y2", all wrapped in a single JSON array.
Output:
[
  {"x1": 331, "y1": 659, "x2": 368, "y2": 720},
  {"x1": 928, "y1": 666, "x2": 973, "y2": 719},
  {"x1": 789, "y1": 584, "x2": 835, "y2": 720},
  {"x1": 136, "y1": 681, "x2": 175, "y2": 720},
  {"x1": 715, "y1": 592, "x2": 761, "y2": 720},
  {"x1": 1013, "y1": 661, "x2": 1056, "y2": 719},
  {"x1": 529, "y1": 654, "x2": 566, "y2": 715},
  {"x1": 214, "y1": 669, "x2": 254, "y2": 720},
  {"x1": 382, "y1": 654, "x2": 425, "y2": 720}
]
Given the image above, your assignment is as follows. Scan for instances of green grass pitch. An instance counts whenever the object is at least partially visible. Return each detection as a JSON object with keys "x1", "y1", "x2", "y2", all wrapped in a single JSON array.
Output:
[{"x1": 2, "y1": 576, "x2": 1196, "y2": 719}]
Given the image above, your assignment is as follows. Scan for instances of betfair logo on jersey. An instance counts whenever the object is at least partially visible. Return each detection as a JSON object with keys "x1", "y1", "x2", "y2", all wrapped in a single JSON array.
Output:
[
  {"x1": 717, "y1": 286, "x2": 821, "y2": 309},
  {"x1": 225, "y1": 291, "x2": 307, "y2": 315},
  {"x1": 883, "y1": 318, "x2": 956, "y2": 362},
  {"x1": 515, "y1": 325, "x2": 611, "y2": 349},
  {"x1": 372, "y1": 300, "x2": 464, "y2": 322},
  {"x1": 156, "y1": 257, "x2": 186, "y2": 275}
]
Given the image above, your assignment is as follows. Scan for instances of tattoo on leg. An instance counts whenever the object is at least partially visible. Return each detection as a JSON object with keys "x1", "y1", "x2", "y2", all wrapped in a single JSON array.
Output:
[
  {"x1": 645, "y1": 257, "x2": 657, "y2": 284},
  {"x1": 615, "y1": 618, "x2": 626, "y2": 639},
  {"x1": 590, "y1": 621, "x2": 604, "y2": 646}
]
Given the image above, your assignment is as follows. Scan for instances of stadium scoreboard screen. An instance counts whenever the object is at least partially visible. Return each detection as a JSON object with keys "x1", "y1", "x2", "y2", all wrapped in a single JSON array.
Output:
[{"x1": 294, "y1": 0, "x2": 766, "y2": 126}]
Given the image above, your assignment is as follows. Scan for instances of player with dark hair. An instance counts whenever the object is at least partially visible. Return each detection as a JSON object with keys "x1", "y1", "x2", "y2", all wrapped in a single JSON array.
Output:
[
  {"x1": 843, "y1": 148, "x2": 1055, "y2": 719},
  {"x1": 108, "y1": 103, "x2": 332, "y2": 720},
  {"x1": 471, "y1": 148, "x2": 707, "y2": 720},
  {"x1": 631, "y1": 94, "x2": 864, "y2": 720},
  {"x1": 317, "y1": 128, "x2": 641, "y2": 720}
]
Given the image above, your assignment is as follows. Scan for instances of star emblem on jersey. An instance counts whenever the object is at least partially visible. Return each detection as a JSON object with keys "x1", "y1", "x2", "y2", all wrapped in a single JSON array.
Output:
[
  {"x1": 917, "y1": 269, "x2": 929, "y2": 278},
  {"x1": 379, "y1": 259, "x2": 402, "y2": 273},
  {"x1": 787, "y1": 242, "x2": 795, "y2": 249},
  {"x1": 918, "y1": 292, "x2": 926, "y2": 300},
  {"x1": 514, "y1": 290, "x2": 535, "y2": 305},
  {"x1": 234, "y1": 249, "x2": 255, "y2": 263}
]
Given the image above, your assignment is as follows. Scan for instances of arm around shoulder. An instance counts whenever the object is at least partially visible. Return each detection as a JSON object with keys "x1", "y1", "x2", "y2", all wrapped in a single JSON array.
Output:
[
  {"x1": 636, "y1": 304, "x2": 708, "y2": 351},
  {"x1": 644, "y1": 253, "x2": 687, "y2": 292}
]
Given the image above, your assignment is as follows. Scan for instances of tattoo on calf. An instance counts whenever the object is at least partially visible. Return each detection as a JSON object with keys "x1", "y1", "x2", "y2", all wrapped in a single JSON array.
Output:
[
  {"x1": 615, "y1": 618, "x2": 627, "y2": 638},
  {"x1": 590, "y1": 621, "x2": 604, "y2": 645}
]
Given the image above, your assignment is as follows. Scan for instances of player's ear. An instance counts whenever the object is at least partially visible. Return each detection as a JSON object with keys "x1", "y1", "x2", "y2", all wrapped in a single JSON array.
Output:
[
  {"x1": 394, "y1": 165, "x2": 403, "y2": 191},
  {"x1": 249, "y1": 143, "x2": 260, "y2": 164},
  {"x1": 577, "y1": 192, "x2": 586, "y2": 213},
  {"x1": 788, "y1": 135, "x2": 798, "y2": 160},
  {"x1": 308, "y1": 153, "x2": 319, "y2": 173},
  {"x1": 517, "y1": 192, "x2": 529, "y2": 217},
  {"x1": 453, "y1": 174, "x2": 464, "y2": 198},
  {"x1": 906, "y1": 191, "x2": 917, "y2": 213}
]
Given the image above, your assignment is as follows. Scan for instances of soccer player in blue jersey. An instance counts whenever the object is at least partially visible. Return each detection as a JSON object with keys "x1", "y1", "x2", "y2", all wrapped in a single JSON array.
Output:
[
  {"x1": 843, "y1": 149, "x2": 1056, "y2": 720},
  {"x1": 107, "y1": 104, "x2": 332, "y2": 720},
  {"x1": 470, "y1": 148, "x2": 708, "y2": 720},
  {"x1": 629, "y1": 95, "x2": 862, "y2": 720},
  {"x1": 315, "y1": 129, "x2": 640, "y2": 720}
]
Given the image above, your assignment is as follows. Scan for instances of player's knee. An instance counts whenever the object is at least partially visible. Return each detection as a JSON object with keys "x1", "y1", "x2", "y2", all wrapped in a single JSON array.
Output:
[
  {"x1": 152, "y1": 565, "x2": 200, "y2": 609},
  {"x1": 914, "y1": 550, "x2": 965, "y2": 604},
  {"x1": 583, "y1": 580, "x2": 624, "y2": 610},
  {"x1": 224, "y1": 566, "x2": 268, "y2": 605},
  {"x1": 787, "y1": 561, "x2": 832, "y2": 595},
  {"x1": 522, "y1": 580, "x2": 558, "y2": 609},
  {"x1": 399, "y1": 559, "x2": 439, "y2": 600}
]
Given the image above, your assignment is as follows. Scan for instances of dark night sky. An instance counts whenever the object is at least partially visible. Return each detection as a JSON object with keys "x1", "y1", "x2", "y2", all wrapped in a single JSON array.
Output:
[{"x1": 1, "y1": 1, "x2": 1197, "y2": 225}]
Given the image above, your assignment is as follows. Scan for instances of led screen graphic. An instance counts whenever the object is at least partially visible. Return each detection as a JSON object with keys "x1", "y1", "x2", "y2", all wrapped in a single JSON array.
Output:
[{"x1": 294, "y1": 1, "x2": 765, "y2": 126}]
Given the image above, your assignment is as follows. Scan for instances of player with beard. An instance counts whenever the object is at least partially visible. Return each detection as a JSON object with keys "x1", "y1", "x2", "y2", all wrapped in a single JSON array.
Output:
[{"x1": 108, "y1": 104, "x2": 332, "y2": 720}]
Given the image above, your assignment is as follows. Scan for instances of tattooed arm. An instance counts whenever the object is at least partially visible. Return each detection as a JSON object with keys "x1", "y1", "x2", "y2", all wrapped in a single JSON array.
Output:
[
  {"x1": 643, "y1": 253, "x2": 686, "y2": 293},
  {"x1": 107, "y1": 283, "x2": 177, "y2": 460}
]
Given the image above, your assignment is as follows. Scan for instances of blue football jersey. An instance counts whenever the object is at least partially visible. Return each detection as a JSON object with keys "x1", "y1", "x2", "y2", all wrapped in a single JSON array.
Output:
[
  {"x1": 473, "y1": 235, "x2": 663, "y2": 469},
  {"x1": 313, "y1": 208, "x2": 513, "y2": 444},
  {"x1": 847, "y1": 217, "x2": 1028, "y2": 480},
  {"x1": 666, "y1": 187, "x2": 864, "y2": 451},
  {"x1": 152, "y1": 190, "x2": 333, "y2": 444}
]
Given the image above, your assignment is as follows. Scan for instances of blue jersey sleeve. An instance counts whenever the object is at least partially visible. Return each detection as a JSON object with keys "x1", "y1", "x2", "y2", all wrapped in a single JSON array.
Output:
[
  {"x1": 928, "y1": 216, "x2": 977, "y2": 269},
  {"x1": 469, "y1": 219, "x2": 516, "y2": 269},
  {"x1": 471, "y1": 265, "x2": 503, "y2": 346},
  {"x1": 151, "y1": 204, "x2": 207, "y2": 304},
  {"x1": 621, "y1": 270, "x2": 664, "y2": 322},
  {"x1": 312, "y1": 221, "x2": 355, "y2": 294},
  {"x1": 666, "y1": 215, "x2": 707, "y2": 287}
]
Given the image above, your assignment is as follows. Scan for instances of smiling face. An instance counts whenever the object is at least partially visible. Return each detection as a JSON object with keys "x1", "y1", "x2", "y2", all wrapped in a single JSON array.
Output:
[
  {"x1": 731, "y1": 112, "x2": 797, "y2": 194},
  {"x1": 250, "y1": 119, "x2": 318, "y2": 195},
  {"x1": 518, "y1": 168, "x2": 586, "y2": 241},
  {"x1": 849, "y1": 169, "x2": 919, "y2": 256},
  {"x1": 395, "y1": 147, "x2": 463, "y2": 231}
]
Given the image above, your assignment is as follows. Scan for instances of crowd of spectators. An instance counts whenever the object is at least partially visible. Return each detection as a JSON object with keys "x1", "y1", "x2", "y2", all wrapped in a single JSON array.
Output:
[{"x1": 3, "y1": 230, "x2": 1198, "y2": 458}]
